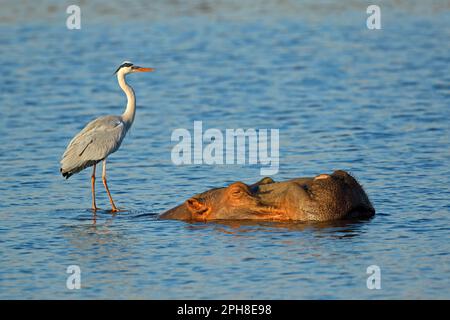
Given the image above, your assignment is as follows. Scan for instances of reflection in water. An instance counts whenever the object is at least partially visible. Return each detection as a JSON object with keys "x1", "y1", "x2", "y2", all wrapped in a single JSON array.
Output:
[
  {"x1": 63, "y1": 216, "x2": 119, "y2": 248},
  {"x1": 181, "y1": 217, "x2": 372, "y2": 238}
]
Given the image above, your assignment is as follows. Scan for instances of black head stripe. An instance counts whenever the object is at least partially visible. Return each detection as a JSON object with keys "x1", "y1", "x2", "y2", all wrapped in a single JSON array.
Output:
[{"x1": 114, "y1": 62, "x2": 134, "y2": 74}]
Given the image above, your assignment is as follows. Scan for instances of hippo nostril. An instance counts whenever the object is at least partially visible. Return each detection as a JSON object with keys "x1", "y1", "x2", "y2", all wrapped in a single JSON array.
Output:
[{"x1": 197, "y1": 207, "x2": 209, "y2": 215}]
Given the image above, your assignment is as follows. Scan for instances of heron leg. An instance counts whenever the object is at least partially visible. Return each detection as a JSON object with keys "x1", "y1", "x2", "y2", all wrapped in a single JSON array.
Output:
[
  {"x1": 91, "y1": 164, "x2": 99, "y2": 211},
  {"x1": 102, "y1": 159, "x2": 119, "y2": 212}
]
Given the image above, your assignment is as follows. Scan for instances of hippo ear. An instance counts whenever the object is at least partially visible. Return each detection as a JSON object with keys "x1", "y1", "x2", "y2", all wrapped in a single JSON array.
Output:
[
  {"x1": 251, "y1": 177, "x2": 274, "y2": 187},
  {"x1": 186, "y1": 198, "x2": 209, "y2": 216}
]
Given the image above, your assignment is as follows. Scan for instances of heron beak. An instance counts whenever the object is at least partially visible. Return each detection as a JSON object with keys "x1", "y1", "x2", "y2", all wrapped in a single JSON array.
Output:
[{"x1": 134, "y1": 66, "x2": 154, "y2": 72}]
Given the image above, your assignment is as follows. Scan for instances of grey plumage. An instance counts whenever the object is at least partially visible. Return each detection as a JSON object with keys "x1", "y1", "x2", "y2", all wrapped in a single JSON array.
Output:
[
  {"x1": 60, "y1": 115, "x2": 127, "y2": 179},
  {"x1": 59, "y1": 61, "x2": 153, "y2": 211}
]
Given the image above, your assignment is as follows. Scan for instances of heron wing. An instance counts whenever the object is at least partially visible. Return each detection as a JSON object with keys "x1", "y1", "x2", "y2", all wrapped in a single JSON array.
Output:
[{"x1": 60, "y1": 116, "x2": 127, "y2": 178}]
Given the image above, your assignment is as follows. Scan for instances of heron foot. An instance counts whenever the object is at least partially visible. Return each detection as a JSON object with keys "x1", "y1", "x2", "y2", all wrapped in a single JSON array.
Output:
[{"x1": 110, "y1": 207, "x2": 122, "y2": 213}]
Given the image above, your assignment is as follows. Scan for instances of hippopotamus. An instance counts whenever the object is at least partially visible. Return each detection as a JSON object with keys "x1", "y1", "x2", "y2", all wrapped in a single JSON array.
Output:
[{"x1": 160, "y1": 170, "x2": 375, "y2": 222}]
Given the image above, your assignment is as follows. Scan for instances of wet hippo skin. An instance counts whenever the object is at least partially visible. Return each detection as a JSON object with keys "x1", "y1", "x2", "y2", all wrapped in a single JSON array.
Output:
[{"x1": 160, "y1": 170, "x2": 375, "y2": 222}]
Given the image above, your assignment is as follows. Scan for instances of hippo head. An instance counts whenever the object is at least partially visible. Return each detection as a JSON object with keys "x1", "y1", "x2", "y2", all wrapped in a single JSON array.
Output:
[
  {"x1": 160, "y1": 170, "x2": 375, "y2": 222},
  {"x1": 160, "y1": 179, "x2": 270, "y2": 221}
]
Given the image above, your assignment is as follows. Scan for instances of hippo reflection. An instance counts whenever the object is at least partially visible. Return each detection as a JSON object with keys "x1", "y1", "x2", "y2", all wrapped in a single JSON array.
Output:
[{"x1": 160, "y1": 170, "x2": 375, "y2": 222}]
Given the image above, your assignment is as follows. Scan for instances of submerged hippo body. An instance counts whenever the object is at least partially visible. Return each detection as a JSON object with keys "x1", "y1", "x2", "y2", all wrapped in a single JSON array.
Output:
[{"x1": 160, "y1": 170, "x2": 375, "y2": 222}]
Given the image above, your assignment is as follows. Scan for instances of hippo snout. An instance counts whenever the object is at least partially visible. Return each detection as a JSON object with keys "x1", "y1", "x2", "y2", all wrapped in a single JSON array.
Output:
[{"x1": 159, "y1": 203, "x2": 192, "y2": 220}]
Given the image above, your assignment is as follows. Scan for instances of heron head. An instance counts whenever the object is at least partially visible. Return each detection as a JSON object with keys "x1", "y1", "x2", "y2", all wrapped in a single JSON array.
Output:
[{"x1": 114, "y1": 61, "x2": 154, "y2": 75}]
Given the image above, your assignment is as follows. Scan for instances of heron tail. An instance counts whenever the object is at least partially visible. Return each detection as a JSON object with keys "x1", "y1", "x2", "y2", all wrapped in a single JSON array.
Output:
[{"x1": 60, "y1": 168, "x2": 73, "y2": 179}]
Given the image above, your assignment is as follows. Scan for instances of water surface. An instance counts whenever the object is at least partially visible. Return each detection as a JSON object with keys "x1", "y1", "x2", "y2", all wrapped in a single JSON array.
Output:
[{"x1": 0, "y1": 0, "x2": 449, "y2": 299}]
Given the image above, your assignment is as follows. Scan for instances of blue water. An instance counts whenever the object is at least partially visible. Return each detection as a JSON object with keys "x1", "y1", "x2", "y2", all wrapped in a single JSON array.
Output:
[{"x1": 0, "y1": 1, "x2": 449, "y2": 299}]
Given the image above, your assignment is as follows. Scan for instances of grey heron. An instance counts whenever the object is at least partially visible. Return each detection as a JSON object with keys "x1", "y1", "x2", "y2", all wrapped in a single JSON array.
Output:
[{"x1": 60, "y1": 61, "x2": 154, "y2": 212}]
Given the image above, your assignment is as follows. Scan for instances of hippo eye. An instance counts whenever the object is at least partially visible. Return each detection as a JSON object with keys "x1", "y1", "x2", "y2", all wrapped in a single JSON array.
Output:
[
  {"x1": 228, "y1": 182, "x2": 251, "y2": 200},
  {"x1": 231, "y1": 188, "x2": 245, "y2": 199}
]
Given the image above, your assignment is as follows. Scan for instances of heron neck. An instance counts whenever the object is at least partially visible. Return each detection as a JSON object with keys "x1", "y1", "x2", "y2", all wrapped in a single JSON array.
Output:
[{"x1": 118, "y1": 72, "x2": 136, "y2": 128}]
